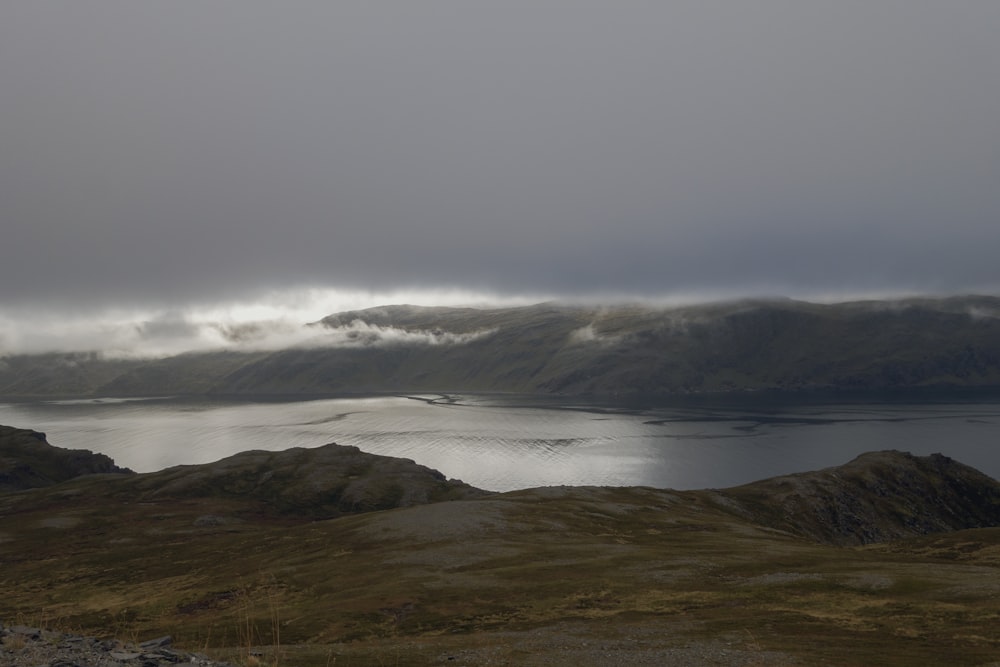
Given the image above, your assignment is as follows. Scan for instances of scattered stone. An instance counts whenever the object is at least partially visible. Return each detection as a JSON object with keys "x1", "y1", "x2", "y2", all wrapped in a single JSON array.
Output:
[
  {"x1": 0, "y1": 623, "x2": 234, "y2": 667},
  {"x1": 7, "y1": 626, "x2": 40, "y2": 638},
  {"x1": 110, "y1": 650, "x2": 143, "y2": 660}
]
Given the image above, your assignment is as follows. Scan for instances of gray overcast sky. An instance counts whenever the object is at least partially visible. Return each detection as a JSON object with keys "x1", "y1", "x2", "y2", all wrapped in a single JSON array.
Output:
[{"x1": 3, "y1": 1, "x2": 1000, "y2": 316}]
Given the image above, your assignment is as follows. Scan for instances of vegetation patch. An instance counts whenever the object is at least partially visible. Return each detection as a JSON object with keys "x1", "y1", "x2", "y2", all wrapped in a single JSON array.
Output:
[{"x1": 2, "y1": 433, "x2": 1000, "y2": 664}]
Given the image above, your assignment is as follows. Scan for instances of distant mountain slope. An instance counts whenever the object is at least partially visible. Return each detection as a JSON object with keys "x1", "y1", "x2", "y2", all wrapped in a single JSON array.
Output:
[{"x1": 4, "y1": 295, "x2": 1000, "y2": 397}]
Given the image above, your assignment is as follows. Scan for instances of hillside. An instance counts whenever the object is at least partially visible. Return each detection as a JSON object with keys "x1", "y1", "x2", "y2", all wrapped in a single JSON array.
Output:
[
  {"x1": 4, "y1": 295, "x2": 1000, "y2": 397},
  {"x1": 0, "y1": 427, "x2": 484, "y2": 517},
  {"x1": 0, "y1": 425, "x2": 131, "y2": 491},
  {"x1": 717, "y1": 450, "x2": 1000, "y2": 545},
  {"x1": 2, "y1": 431, "x2": 1000, "y2": 665}
]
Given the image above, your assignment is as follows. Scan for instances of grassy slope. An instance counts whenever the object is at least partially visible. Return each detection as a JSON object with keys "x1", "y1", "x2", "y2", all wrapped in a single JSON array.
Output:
[{"x1": 1, "y1": 444, "x2": 999, "y2": 665}]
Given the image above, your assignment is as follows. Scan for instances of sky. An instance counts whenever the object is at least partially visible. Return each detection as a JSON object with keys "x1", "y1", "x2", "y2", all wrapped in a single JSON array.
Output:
[{"x1": 2, "y1": 2, "x2": 1000, "y2": 354}]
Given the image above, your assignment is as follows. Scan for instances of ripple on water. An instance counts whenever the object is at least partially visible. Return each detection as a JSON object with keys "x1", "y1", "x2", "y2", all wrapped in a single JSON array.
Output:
[{"x1": 2, "y1": 395, "x2": 1000, "y2": 491}]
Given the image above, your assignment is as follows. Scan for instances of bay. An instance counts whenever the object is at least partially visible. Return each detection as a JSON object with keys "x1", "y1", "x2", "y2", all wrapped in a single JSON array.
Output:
[{"x1": 1, "y1": 392, "x2": 998, "y2": 492}]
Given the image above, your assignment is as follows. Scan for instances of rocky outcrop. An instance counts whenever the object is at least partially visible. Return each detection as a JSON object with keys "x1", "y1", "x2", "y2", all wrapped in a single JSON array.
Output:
[
  {"x1": 0, "y1": 623, "x2": 232, "y2": 666},
  {"x1": 128, "y1": 442, "x2": 489, "y2": 518},
  {"x1": 717, "y1": 450, "x2": 1000, "y2": 545},
  {"x1": 0, "y1": 425, "x2": 132, "y2": 491},
  {"x1": 0, "y1": 424, "x2": 487, "y2": 520}
]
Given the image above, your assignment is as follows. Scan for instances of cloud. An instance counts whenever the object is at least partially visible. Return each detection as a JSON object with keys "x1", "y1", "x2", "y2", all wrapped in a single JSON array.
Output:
[
  {"x1": 567, "y1": 324, "x2": 623, "y2": 347},
  {"x1": 0, "y1": 287, "x2": 520, "y2": 357},
  {"x1": 0, "y1": 311, "x2": 494, "y2": 358},
  {"x1": 135, "y1": 312, "x2": 202, "y2": 344},
  {"x1": 1, "y1": 2, "x2": 999, "y2": 315},
  {"x1": 312, "y1": 320, "x2": 496, "y2": 349}
]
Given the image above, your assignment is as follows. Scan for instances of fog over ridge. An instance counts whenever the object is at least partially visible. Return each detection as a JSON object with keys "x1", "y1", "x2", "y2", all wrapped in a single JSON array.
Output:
[
  {"x1": 0, "y1": 287, "x2": 528, "y2": 357},
  {"x1": 3, "y1": 287, "x2": 998, "y2": 358},
  {"x1": 0, "y1": 311, "x2": 499, "y2": 359}
]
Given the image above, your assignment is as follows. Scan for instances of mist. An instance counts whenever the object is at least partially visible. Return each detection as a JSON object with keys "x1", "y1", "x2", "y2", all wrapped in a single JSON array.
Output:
[{"x1": 0, "y1": 287, "x2": 528, "y2": 357}]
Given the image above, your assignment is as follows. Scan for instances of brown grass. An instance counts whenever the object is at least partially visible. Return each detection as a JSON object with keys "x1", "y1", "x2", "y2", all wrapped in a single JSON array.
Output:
[{"x1": 2, "y1": 482, "x2": 999, "y2": 665}]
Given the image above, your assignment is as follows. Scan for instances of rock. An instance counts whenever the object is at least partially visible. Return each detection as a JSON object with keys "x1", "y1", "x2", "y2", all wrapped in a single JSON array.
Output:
[
  {"x1": 110, "y1": 650, "x2": 142, "y2": 659},
  {"x1": 155, "y1": 648, "x2": 186, "y2": 662},
  {"x1": 0, "y1": 426, "x2": 133, "y2": 492},
  {"x1": 0, "y1": 623, "x2": 232, "y2": 667},
  {"x1": 8, "y1": 624, "x2": 40, "y2": 638},
  {"x1": 139, "y1": 635, "x2": 173, "y2": 649}
]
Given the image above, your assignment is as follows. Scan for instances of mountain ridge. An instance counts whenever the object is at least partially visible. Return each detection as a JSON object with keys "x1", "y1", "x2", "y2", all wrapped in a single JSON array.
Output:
[
  {"x1": 6, "y1": 427, "x2": 1000, "y2": 544},
  {"x1": 3, "y1": 295, "x2": 1000, "y2": 397},
  {"x1": 715, "y1": 450, "x2": 1000, "y2": 545}
]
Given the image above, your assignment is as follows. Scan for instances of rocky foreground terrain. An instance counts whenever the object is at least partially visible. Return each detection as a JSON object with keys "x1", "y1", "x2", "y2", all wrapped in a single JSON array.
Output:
[
  {"x1": 0, "y1": 623, "x2": 233, "y2": 667},
  {"x1": 2, "y1": 425, "x2": 1000, "y2": 665}
]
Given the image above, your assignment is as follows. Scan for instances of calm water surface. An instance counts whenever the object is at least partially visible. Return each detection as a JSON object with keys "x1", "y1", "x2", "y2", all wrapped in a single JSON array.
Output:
[{"x1": 1, "y1": 393, "x2": 998, "y2": 491}]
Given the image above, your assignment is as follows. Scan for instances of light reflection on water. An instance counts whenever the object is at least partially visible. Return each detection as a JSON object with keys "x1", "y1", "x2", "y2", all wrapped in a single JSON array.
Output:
[{"x1": 0, "y1": 393, "x2": 998, "y2": 491}]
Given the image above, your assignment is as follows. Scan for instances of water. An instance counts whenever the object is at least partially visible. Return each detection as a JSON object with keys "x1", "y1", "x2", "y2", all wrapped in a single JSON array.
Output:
[{"x1": 1, "y1": 393, "x2": 999, "y2": 492}]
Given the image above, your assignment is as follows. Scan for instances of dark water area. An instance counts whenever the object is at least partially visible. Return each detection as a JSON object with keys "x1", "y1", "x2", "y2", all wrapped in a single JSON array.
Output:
[{"x1": 1, "y1": 391, "x2": 998, "y2": 492}]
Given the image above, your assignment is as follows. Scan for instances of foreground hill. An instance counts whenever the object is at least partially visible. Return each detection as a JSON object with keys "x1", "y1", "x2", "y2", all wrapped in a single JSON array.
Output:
[
  {"x1": 2, "y1": 430, "x2": 1000, "y2": 665},
  {"x1": 0, "y1": 425, "x2": 131, "y2": 491},
  {"x1": 719, "y1": 450, "x2": 1000, "y2": 545},
  {"x1": 0, "y1": 427, "x2": 484, "y2": 517},
  {"x1": 4, "y1": 295, "x2": 1000, "y2": 397}
]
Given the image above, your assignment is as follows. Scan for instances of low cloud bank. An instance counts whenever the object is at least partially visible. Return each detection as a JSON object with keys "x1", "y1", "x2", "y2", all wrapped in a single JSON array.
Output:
[
  {"x1": 567, "y1": 324, "x2": 623, "y2": 346},
  {"x1": 316, "y1": 320, "x2": 495, "y2": 348},
  {"x1": 0, "y1": 286, "x2": 529, "y2": 358},
  {"x1": 0, "y1": 310, "x2": 299, "y2": 358},
  {"x1": 0, "y1": 311, "x2": 495, "y2": 359},
  {"x1": 2, "y1": 286, "x2": 992, "y2": 358}
]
